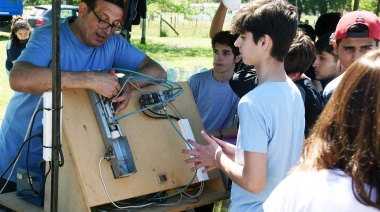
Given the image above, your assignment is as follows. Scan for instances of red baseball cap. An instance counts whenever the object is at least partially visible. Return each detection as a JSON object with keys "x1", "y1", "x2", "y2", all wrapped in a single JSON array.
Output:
[{"x1": 335, "y1": 10, "x2": 380, "y2": 40}]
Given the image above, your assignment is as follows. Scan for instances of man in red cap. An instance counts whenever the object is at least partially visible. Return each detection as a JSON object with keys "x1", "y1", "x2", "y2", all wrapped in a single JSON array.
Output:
[{"x1": 323, "y1": 10, "x2": 380, "y2": 101}]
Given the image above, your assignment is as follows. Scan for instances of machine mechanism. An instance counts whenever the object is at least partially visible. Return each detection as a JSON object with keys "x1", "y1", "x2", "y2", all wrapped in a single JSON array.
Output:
[{"x1": 88, "y1": 90, "x2": 137, "y2": 178}]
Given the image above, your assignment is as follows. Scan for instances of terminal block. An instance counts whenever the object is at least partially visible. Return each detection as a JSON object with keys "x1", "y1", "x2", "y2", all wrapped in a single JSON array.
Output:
[{"x1": 88, "y1": 90, "x2": 137, "y2": 178}]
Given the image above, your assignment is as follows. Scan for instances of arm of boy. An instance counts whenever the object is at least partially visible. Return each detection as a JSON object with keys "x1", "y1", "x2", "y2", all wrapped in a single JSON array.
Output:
[{"x1": 183, "y1": 130, "x2": 267, "y2": 194}]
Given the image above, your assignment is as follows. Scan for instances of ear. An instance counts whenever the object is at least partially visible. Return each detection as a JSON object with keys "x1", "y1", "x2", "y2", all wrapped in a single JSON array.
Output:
[
  {"x1": 288, "y1": 72, "x2": 300, "y2": 80},
  {"x1": 337, "y1": 59, "x2": 345, "y2": 73},
  {"x1": 332, "y1": 40, "x2": 338, "y2": 54},
  {"x1": 235, "y1": 54, "x2": 242, "y2": 63},
  {"x1": 261, "y1": 34, "x2": 271, "y2": 50},
  {"x1": 78, "y1": 2, "x2": 88, "y2": 18}
]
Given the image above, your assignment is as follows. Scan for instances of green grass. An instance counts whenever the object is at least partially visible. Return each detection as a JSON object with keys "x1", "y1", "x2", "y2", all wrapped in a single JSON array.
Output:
[
  {"x1": 131, "y1": 36, "x2": 212, "y2": 70},
  {"x1": 0, "y1": 31, "x2": 12, "y2": 124}
]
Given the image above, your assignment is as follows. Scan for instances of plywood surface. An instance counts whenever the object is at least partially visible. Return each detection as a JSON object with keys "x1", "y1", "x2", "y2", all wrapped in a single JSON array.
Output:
[
  {"x1": 0, "y1": 192, "x2": 44, "y2": 212},
  {"x1": 61, "y1": 82, "x2": 223, "y2": 207}
]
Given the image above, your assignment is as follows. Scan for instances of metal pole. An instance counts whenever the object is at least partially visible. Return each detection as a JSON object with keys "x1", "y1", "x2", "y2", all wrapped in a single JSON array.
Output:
[{"x1": 51, "y1": 0, "x2": 61, "y2": 211}]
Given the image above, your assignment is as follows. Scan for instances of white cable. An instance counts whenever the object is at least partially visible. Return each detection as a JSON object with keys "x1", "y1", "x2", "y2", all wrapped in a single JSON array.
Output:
[
  {"x1": 181, "y1": 181, "x2": 204, "y2": 198},
  {"x1": 0, "y1": 95, "x2": 43, "y2": 194},
  {"x1": 98, "y1": 157, "x2": 156, "y2": 209},
  {"x1": 156, "y1": 193, "x2": 183, "y2": 206},
  {"x1": 111, "y1": 78, "x2": 130, "y2": 103},
  {"x1": 127, "y1": 76, "x2": 142, "y2": 91}
]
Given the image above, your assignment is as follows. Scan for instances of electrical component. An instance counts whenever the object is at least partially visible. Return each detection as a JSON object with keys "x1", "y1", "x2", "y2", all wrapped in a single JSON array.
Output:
[
  {"x1": 16, "y1": 166, "x2": 45, "y2": 206},
  {"x1": 178, "y1": 119, "x2": 209, "y2": 182},
  {"x1": 88, "y1": 90, "x2": 137, "y2": 178},
  {"x1": 42, "y1": 91, "x2": 62, "y2": 161},
  {"x1": 139, "y1": 90, "x2": 172, "y2": 105},
  {"x1": 156, "y1": 174, "x2": 167, "y2": 184}
]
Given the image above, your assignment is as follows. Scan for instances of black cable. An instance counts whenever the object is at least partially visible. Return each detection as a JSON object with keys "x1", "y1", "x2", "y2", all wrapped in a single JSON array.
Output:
[
  {"x1": 0, "y1": 133, "x2": 42, "y2": 180},
  {"x1": 16, "y1": 161, "x2": 48, "y2": 198},
  {"x1": 58, "y1": 145, "x2": 64, "y2": 167},
  {"x1": 26, "y1": 108, "x2": 44, "y2": 196},
  {"x1": 140, "y1": 103, "x2": 180, "y2": 120}
]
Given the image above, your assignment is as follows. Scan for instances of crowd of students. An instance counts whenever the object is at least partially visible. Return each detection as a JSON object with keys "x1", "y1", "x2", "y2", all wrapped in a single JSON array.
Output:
[{"x1": 185, "y1": 0, "x2": 380, "y2": 211}]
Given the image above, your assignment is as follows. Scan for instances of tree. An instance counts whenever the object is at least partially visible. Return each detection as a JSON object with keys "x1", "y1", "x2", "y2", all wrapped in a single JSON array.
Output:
[
  {"x1": 147, "y1": 0, "x2": 189, "y2": 14},
  {"x1": 288, "y1": 0, "x2": 351, "y2": 15},
  {"x1": 357, "y1": 0, "x2": 378, "y2": 13}
]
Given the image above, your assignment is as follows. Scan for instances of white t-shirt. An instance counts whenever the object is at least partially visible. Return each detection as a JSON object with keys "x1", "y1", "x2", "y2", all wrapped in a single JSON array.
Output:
[{"x1": 264, "y1": 169, "x2": 378, "y2": 212}]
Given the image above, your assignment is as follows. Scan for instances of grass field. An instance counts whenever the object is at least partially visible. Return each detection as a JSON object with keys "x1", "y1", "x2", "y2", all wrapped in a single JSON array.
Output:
[{"x1": 0, "y1": 31, "x2": 13, "y2": 124}]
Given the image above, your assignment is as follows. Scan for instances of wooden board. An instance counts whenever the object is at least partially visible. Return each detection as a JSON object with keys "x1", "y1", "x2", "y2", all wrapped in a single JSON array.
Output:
[
  {"x1": 0, "y1": 192, "x2": 44, "y2": 212},
  {"x1": 60, "y1": 82, "x2": 225, "y2": 207}
]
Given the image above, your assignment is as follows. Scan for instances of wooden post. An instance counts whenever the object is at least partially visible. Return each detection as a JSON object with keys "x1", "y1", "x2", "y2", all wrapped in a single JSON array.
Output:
[
  {"x1": 353, "y1": 0, "x2": 359, "y2": 10},
  {"x1": 160, "y1": 15, "x2": 163, "y2": 37},
  {"x1": 141, "y1": 18, "x2": 146, "y2": 44}
]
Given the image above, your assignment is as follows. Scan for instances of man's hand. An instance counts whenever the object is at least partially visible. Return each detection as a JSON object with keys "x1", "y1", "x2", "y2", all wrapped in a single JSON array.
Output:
[
  {"x1": 88, "y1": 72, "x2": 133, "y2": 114},
  {"x1": 89, "y1": 72, "x2": 121, "y2": 98},
  {"x1": 112, "y1": 84, "x2": 132, "y2": 114}
]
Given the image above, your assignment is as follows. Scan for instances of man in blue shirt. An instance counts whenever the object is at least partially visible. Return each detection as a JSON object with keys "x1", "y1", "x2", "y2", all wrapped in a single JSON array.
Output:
[{"x1": 0, "y1": 0, "x2": 166, "y2": 193}]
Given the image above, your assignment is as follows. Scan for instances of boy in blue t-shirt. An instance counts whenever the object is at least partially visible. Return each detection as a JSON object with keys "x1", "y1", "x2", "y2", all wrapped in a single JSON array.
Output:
[{"x1": 188, "y1": 30, "x2": 240, "y2": 134}]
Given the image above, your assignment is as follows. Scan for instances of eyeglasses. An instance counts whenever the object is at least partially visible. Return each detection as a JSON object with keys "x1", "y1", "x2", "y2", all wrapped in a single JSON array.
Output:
[{"x1": 89, "y1": 5, "x2": 123, "y2": 34}]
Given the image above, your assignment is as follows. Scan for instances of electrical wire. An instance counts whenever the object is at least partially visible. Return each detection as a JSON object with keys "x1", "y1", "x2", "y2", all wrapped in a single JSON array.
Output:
[
  {"x1": 96, "y1": 107, "x2": 203, "y2": 209},
  {"x1": 140, "y1": 104, "x2": 181, "y2": 121},
  {"x1": 166, "y1": 102, "x2": 184, "y2": 119},
  {"x1": 94, "y1": 68, "x2": 205, "y2": 210},
  {"x1": 0, "y1": 134, "x2": 42, "y2": 194},
  {"x1": 98, "y1": 157, "x2": 156, "y2": 210},
  {"x1": 26, "y1": 107, "x2": 44, "y2": 196},
  {"x1": 103, "y1": 68, "x2": 184, "y2": 122},
  {"x1": 0, "y1": 95, "x2": 43, "y2": 194}
]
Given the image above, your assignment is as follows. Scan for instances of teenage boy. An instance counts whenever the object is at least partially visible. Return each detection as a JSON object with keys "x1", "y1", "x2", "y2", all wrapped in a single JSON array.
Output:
[
  {"x1": 285, "y1": 29, "x2": 322, "y2": 137},
  {"x1": 326, "y1": 10, "x2": 380, "y2": 100},
  {"x1": 209, "y1": 0, "x2": 274, "y2": 99},
  {"x1": 188, "y1": 31, "x2": 240, "y2": 132},
  {"x1": 182, "y1": 1, "x2": 304, "y2": 211},
  {"x1": 312, "y1": 33, "x2": 345, "y2": 103}
]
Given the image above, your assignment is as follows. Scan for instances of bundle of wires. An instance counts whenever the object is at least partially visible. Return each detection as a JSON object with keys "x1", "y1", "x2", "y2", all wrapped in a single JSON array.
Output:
[
  {"x1": 110, "y1": 68, "x2": 184, "y2": 122},
  {"x1": 95, "y1": 68, "x2": 205, "y2": 210}
]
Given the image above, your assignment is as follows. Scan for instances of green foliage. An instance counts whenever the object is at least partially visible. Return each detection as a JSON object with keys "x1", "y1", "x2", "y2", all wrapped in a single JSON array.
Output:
[
  {"x1": 147, "y1": 0, "x2": 190, "y2": 14},
  {"x1": 24, "y1": 0, "x2": 78, "y2": 6},
  {"x1": 357, "y1": 0, "x2": 378, "y2": 13},
  {"x1": 288, "y1": 0, "x2": 352, "y2": 15},
  {"x1": 160, "y1": 29, "x2": 168, "y2": 37},
  {"x1": 22, "y1": 0, "x2": 380, "y2": 16}
]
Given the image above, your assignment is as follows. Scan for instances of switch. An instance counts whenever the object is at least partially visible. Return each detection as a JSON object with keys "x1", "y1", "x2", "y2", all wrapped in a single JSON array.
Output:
[{"x1": 157, "y1": 174, "x2": 167, "y2": 183}]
